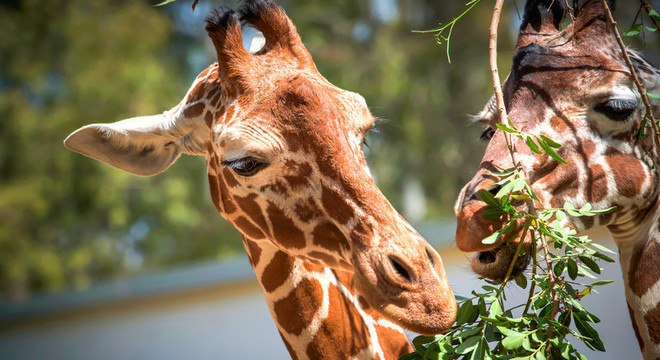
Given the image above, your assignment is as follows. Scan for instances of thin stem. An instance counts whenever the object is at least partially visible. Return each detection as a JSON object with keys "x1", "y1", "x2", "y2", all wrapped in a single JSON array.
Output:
[
  {"x1": 598, "y1": 0, "x2": 660, "y2": 146},
  {"x1": 489, "y1": 0, "x2": 518, "y2": 165},
  {"x1": 496, "y1": 226, "x2": 530, "y2": 297},
  {"x1": 522, "y1": 229, "x2": 539, "y2": 316}
]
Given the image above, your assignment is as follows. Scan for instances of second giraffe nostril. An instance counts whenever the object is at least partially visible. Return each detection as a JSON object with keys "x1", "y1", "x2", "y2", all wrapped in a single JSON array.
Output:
[
  {"x1": 486, "y1": 183, "x2": 502, "y2": 197},
  {"x1": 478, "y1": 250, "x2": 497, "y2": 264},
  {"x1": 388, "y1": 256, "x2": 413, "y2": 283}
]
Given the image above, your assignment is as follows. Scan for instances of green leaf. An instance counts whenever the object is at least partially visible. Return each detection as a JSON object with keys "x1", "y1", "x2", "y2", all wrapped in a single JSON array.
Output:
[
  {"x1": 154, "y1": 0, "x2": 177, "y2": 6},
  {"x1": 539, "y1": 134, "x2": 562, "y2": 148},
  {"x1": 455, "y1": 336, "x2": 480, "y2": 354},
  {"x1": 591, "y1": 243, "x2": 616, "y2": 254},
  {"x1": 502, "y1": 332, "x2": 526, "y2": 349},
  {"x1": 558, "y1": 310, "x2": 572, "y2": 327},
  {"x1": 567, "y1": 259, "x2": 578, "y2": 280},
  {"x1": 525, "y1": 136, "x2": 542, "y2": 154},
  {"x1": 495, "y1": 181, "x2": 516, "y2": 198},
  {"x1": 591, "y1": 280, "x2": 614, "y2": 286},
  {"x1": 538, "y1": 137, "x2": 568, "y2": 163},
  {"x1": 578, "y1": 255, "x2": 601, "y2": 274},
  {"x1": 515, "y1": 274, "x2": 527, "y2": 289},
  {"x1": 483, "y1": 208, "x2": 506, "y2": 219},
  {"x1": 496, "y1": 123, "x2": 518, "y2": 134},
  {"x1": 482, "y1": 231, "x2": 502, "y2": 245},
  {"x1": 456, "y1": 300, "x2": 476, "y2": 326},
  {"x1": 573, "y1": 313, "x2": 605, "y2": 351},
  {"x1": 489, "y1": 299, "x2": 502, "y2": 317},
  {"x1": 623, "y1": 23, "x2": 643, "y2": 37},
  {"x1": 555, "y1": 210, "x2": 566, "y2": 221},
  {"x1": 647, "y1": 92, "x2": 660, "y2": 101},
  {"x1": 479, "y1": 189, "x2": 502, "y2": 209},
  {"x1": 554, "y1": 260, "x2": 565, "y2": 277},
  {"x1": 470, "y1": 338, "x2": 486, "y2": 360}
]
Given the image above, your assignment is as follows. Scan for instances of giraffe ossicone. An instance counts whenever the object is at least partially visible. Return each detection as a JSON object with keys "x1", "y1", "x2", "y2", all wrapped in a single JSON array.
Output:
[
  {"x1": 453, "y1": 0, "x2": 660, "y2": 358},
  {"x1": 65, "y1": 1, "x2": 457, "y2": 358}
]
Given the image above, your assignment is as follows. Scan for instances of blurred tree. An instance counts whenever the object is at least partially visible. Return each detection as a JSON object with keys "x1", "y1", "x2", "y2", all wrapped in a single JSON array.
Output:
[{"x1": 0, "y1": 0, "x2": 656, "y2": 299}]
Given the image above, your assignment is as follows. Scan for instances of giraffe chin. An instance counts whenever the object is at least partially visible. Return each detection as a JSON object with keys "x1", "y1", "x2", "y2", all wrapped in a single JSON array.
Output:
[{"x1": 352, "y1": 260, "x2": 458, "y2": 335}]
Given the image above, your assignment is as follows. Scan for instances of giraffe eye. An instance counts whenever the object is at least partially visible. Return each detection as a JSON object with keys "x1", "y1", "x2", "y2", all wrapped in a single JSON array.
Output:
[
  {"x1": 222, "y1": 156, "x2": 268, "y2": 176},
  {"x1": 480, "y1": 127, "x2": 495, "y2": 141},
  {"x1": 594, "y1": 98, "x2": 639, "y2": 122}
]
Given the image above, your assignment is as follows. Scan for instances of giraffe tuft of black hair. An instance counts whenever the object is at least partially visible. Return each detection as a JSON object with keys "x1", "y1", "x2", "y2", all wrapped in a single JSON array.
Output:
[
  {"x1": 238, "y1": 0, "x2": 279, "y2": 25},
  {"x1": 522, "y1": 0, "x2": 567, "y2": 31},
  {"x1": 205, "y1": 6, "x2": 239, "y2": 35}
]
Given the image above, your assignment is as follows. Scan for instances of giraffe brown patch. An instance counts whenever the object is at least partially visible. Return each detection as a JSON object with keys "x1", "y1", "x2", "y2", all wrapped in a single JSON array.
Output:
[
  {"x1": 607, "y1": 151, "x2": 644, "y2": 199},
  {"x1": 207, "y1": 173, "x2": 223, "y2": 213},
  {"x1": 261, "y1": 251, "x2": 294, "y2": 292},
  {"x1": 204, "y1": 111, "x2": 214, "y2": 128},
  {"x1": 222, "y1": 168, "x2": 240, "y2": 188},
  {"x1": 294, "y1": 197, "x2": 322, "y2": 223},
  {"x1": 321, "y1": 185, "x2": 354, "y2": 224},
  {"x1": 216, "y1": 174, "x2": 237, "y2": 214},
  {"x1": 283, "y1": 160, "x2": 312, "y2": 188},
  {"x1": 312, "y1": 221, "x2": 350, "y2": 254},
  {"x1": 645, "y1": 302, "x2": 660, "y2": 344},
  {"x1": 579, "y1": 215, "x2": 594, "y2": 229},
  {"x1": 350, "y1": 221, "x2": 374, "y2": 245},
  {"x1": 374, "y1": 324, "x2": 413, "y2": 359},
  {"x1": 628, "y1": 303, "x2": 645, "y2": 350},
  {"x1": 628, "y1": 239, "x2": 660, "y2": 297},
  {"x1": 260, "y1": 180, "x2": 288, "y2": 195},
  {"x1": 224, "y1": 105, "x2": 236, "y2": 123},
  {"x1": 586, "y1": 163, "x2": 608, "y2": 203},
  {"x1": 308, "y1": 251, "x2": 340, "y2": 268},
  {"x1": 306, "y1": 284, "x2": 370, "y2": 359},
  {"x1": 206, "y1": 69, "x2": 218, "y2": 83},
  {"x1": 302, "y1": 261, "x2": 324, "y2": 274},
  {"x1": 273, "y1": 278, "x2": 323, "y2": 336},
  {"x1": 234, "y1": 216, "x2": 265, "y2": 239},
  {"x1": 266, "y1": 202, "x2": 306, "y2": 249},
  {"x1": 234, "y1": 193, "x2": 270, "y2": 235},
  {"x1": 210, "y1": 91, "x2": 222, "y2": 106},
  {"x1": 242, "y1": 237, "x2": 262, "y2": 266},
  {"x1": 183, "y1": 102, "x2": 205, "y2": 118}
]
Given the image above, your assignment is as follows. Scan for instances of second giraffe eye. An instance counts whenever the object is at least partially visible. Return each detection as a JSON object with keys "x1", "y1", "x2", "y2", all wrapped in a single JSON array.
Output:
[
  {"x1": 222, "y1": 157, "x2": 269, "y2": 176},
  {"x1": 594, "y1": 98, "x2": 639, "y2": 122}
]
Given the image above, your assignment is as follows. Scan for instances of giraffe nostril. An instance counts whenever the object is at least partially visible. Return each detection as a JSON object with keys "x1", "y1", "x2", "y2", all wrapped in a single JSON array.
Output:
[
  {"x1": 388, "y1": 256, "x2": 413, "y2": 283},
  {"x1": 486, "y1": 183, "x2": 502, "y2": 197},
  {"x1": 478, "y1": 250, "x2": 497, "y2": 264},
  {"x1": 426, "y1": 248, "x2": 435, "y2": 267}
]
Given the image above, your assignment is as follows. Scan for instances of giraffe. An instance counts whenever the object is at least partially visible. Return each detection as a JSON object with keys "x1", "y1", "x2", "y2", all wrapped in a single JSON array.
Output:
[
  {"x1": 63, "y1": 1, "x2": 457, "y2": 359},
  {"x1": 452, "y1": 0, "x2": 660, "y2": 358}
]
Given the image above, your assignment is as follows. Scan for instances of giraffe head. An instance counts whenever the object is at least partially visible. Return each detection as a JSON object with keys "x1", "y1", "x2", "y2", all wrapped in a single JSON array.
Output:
[
  {"x1": 454, "y1": 0, "x2": 660, "y2": 280},
  {"x1": 64, "y1": 0, "x2": 456, "y2": 334}
]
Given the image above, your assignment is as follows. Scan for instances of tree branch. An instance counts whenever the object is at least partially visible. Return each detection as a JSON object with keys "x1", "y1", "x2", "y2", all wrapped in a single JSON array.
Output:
[{"x1": 598, "y1": 0, "x2": 660, "y2": 145}]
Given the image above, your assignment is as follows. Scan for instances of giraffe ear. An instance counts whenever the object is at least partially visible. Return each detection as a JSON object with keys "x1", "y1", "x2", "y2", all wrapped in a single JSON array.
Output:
[{"x1": 64, "y1": 113, "x2": 207, "y2": 176}]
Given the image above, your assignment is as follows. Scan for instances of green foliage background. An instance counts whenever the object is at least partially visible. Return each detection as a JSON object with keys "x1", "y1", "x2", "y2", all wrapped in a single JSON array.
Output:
[{"x1": 0, "y1": 0, "x2": 657, "y2": 301}]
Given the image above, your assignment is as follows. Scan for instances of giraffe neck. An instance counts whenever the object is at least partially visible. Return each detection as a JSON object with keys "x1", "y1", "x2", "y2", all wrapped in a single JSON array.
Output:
[
  {"x1": 241, "y1": 235, "x2": 412, "y2": 360},
  {"x1": 610, "y1": 197, "x2": 660, "y2": 359}
]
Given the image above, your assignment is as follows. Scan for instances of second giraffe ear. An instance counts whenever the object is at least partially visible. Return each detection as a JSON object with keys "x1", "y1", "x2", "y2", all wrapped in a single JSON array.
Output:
[{"x1": 64, "y1": 113, "x2": 208, "y2": 176}]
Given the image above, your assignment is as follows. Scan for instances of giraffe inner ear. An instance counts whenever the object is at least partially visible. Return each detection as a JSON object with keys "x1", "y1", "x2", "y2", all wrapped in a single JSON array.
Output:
[{"x1": 64, "y1": 114, "x2": 200, "y2": 176}]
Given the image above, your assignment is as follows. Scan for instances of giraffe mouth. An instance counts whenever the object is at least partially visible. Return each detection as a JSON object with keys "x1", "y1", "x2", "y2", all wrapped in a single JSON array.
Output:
[{"x1": 471, "y1": 244, "x2": 532, "y2": 282}]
